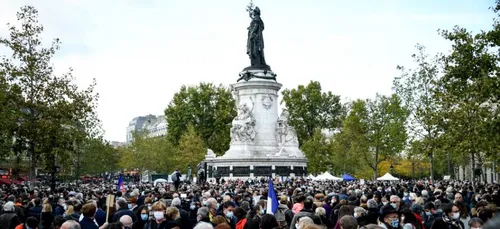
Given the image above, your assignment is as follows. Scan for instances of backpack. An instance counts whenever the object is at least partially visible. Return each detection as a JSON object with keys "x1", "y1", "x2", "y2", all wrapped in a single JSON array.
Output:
[
  {"x1": 275, "y1": 208, "x2": 287, "y2": 228},
  {"x1": 171, "y1": 172, "x2": 178, "y2": 182}
]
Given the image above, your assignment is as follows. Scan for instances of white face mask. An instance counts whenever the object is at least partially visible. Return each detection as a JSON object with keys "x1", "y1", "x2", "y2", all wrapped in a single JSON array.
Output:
[
  {"x1": 451, "y1": 212, "x2": 460, "y2": 220},
  {"x1": 353, "y1": 212, "x2": 358, "y2": 218},
  {"x1": 154, "y1": 211, "x2": 164, "y2": 220},
  {"x1": 295, "y1": 224, "x2": 300, "y2": 229}
]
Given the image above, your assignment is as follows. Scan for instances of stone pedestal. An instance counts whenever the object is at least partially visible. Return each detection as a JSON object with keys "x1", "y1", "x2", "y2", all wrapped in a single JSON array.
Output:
[{"x1": 205, "y1": 69, "x2": 307, "y2": 179}]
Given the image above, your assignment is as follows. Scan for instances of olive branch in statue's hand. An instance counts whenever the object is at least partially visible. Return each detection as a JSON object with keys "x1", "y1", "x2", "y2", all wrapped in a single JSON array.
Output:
[{"x1": 246, "y1": 1, "x2": 255, "y2": 18}]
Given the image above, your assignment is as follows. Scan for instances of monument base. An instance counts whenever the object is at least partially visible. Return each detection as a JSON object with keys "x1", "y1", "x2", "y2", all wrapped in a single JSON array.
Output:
[{"x1": 205, "y1": 156, "x2": 307, "y2": 179}]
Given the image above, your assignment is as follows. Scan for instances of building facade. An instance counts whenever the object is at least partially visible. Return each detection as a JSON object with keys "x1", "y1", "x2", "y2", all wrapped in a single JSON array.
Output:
[{"x1": 126, "y1": 115, "x2": 167, "y2": 143}]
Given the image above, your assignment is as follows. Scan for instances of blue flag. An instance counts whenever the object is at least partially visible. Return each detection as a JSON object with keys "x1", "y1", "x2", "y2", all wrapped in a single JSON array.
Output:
[
  {"x1": 117, "y1": 174, "x2": 124, "y2": 192},
  {"x1": 266, "y1": 178, "x2": 279, "y2": 214}
]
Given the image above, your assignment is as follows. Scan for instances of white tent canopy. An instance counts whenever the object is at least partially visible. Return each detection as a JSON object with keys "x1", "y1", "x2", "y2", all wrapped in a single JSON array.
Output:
[
  {"x1": 153, "y1": 178, "x2": 167, "y2": 186},
  {"x1": 307, "y1": 174, "x2": 316, "y2": 180},
  {"x1": 376, "y1": 173, "x2": 399, "y2": 181},
  {"x1": 314, "y1": 172, "x2": 342, "y2": 181}
]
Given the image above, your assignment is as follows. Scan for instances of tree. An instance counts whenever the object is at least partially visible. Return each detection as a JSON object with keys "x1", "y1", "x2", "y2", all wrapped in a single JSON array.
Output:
[
  {"x1": 301, "y1": 129, "x2": 332, "y2": 174},
  {"x1": 436, "y1": 20, "x2": 499, "y2": 180},
  {"x1": 394, "y1": 44, "x2": 442, "y2": 181},
  {"x1": 330, "y1": 99, "x2": 369, "y2": 175},
  {"x1": 0, "y1": 6, "x2": 100, "y2": 187},
  {"x1": 177, "y1": 125, "x2": 206, "y2": 173},
  {"x1": 165, "y1": 83, "x2": 236, "y2": 155},
  {"x1": 118, "y1": 132, "x2": 177, "y2": 174},
  {"x1": 364, "y1": 94, "x2": 408, "y2": 179},
  {"x1": 79, "y1": 139, "x2": 119, "y2": 175},
  {"x1": 281, "y1": 81, "x2": 343, "y2": 145}
]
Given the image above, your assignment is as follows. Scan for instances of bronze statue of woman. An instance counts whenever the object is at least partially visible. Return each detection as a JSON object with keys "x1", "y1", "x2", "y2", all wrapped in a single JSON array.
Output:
[{"x1": 246, "y1": 7, "x2": 270, "y2": 70}]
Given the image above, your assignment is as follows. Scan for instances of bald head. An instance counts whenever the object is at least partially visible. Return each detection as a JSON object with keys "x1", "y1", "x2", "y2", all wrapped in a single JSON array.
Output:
[
  {"x1": 120, "y1": 215, "x2": 133, "y2": 228},
  {"x1": 61, "y1": 220, "x2": 81, "y2": 229}
]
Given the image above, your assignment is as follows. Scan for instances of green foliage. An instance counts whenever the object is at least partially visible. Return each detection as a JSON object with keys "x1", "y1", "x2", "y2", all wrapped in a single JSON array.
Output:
[
  {"x1": 177, "y1": 125, "x2": 206, "y2": 173},
  {"x1": 165, "y1": 83, "x2": 236, "y2": 155},
  {"x1": 434, "y1": 14, "x2": 500, "y2": 173},
  {"x1": 118, "y1": 128, "x2": 206, "y2": 174},
  {"x1": 301, "y1": 129, "x2": 332, "y2": 174},
  {"x1": 394, "y1": 44, "x2": 441, "y2": 180},
  {"x1": 281, "y1": 81, "x2": 343, "y2": 145},
  {"x1": 330, "y1": 100, "x2": 369, "y2": 175},
  {"x1": 78, "y1": 139, "x2": 119, "y2": 175},
  {"x1": 0, "y1": 6, "x2": 100, "y2": 183},
  {"x1": 364, "y1": 94, "x2": 408, "y2": 179}
]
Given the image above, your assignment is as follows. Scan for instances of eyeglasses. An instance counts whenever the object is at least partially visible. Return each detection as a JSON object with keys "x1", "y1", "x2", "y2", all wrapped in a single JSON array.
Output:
[{"x1": 390, "y1": 201, "x2": 398, "y2": 204}]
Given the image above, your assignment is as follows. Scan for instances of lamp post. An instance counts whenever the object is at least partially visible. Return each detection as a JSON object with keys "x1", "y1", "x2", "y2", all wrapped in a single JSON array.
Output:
[{"x1": 390, "y1": 164, "x2": 394, "y2": 174}]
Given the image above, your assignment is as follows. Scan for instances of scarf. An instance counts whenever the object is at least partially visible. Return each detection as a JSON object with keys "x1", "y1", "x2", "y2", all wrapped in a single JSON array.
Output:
[{"x1": 441, "y1": 214, "x2": 463, "y2": 229}]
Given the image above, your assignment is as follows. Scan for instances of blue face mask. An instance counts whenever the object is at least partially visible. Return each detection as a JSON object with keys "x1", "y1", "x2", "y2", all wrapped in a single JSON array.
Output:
[
  {"x1": 202, "y1": 201, "x2": 208, "y2": 206},
  {"x1": 226, "y1": 211, "x2": 234, "y2": 218},
  {"x1": 390, "y1": 219, "x2": 399, "y2": 228},
  {"x1": 425, "y1": 212, "x2": 432, "y2": 216},
  {"x1": 141, "y1": 214, "x2": 148, "y2": 221},
  {"x1": 260, "y1": 209, "x2": 265, "y2": 215},
  {"x1": 128, "y1": 204, "x2": 132, "y2": 209},
  {"x1": 216, "y1": 203, "x2": 220, "y2": 209},
  {"x1": 190, "y1": 205, "x2": 196, "y2": 210},
  {"x1": 390, "y1": 203, "x2": 397, "y2": 210}
]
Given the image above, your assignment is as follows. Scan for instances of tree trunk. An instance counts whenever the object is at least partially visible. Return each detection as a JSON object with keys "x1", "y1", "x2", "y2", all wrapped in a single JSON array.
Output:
[
  {"x1": 471, "y1": 152, "x2": 476, "y2": 181},
  {"x1": 374, "y1": 150, "x2": 378, "y2": 180},
  {"x1": 28, "y1": 142, "x2": 35, "y2": 190},
  {"x1": 429, "y1": 151, "x2": 434, "y2": 182},
  {"x1": 446, "y1": 151, "x2": 452, "y2": 176},
  {"x1": 411, "y1": 158, "x2": 415, "y2": 180}
]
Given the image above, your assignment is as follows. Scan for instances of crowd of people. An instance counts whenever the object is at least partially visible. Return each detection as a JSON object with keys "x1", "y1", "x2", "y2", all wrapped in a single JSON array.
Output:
[{"x1": 0, "y1": 176, "x2": 499, "y2": 229}]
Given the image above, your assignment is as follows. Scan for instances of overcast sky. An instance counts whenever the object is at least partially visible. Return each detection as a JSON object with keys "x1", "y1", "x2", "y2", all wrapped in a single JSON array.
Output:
[{"x1": 0, "y1": 0, "x2": 495, "y2": 142}]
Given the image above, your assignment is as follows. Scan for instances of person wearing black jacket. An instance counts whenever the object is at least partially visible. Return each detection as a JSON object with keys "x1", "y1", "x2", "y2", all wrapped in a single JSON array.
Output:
[
  {"x1": 80, "y1": 203, "x2": 98, "y2": 229},
  {"x1": 0, "y1": 202, "x2": 20, "y2": 229},
  {"x1": 28, "y1": 198, "x2": 42, "y2": 222},
  {"x1": 171, "y1": 198, "x2": 188, "y2": 229},
  {"x1": 430, "y1": 203, "x2": 465, "y2": 229},
  {"x1": 216, "y1": 202, "x2": 236, "y2": 229},
  {"x1": 112, "y1": 199, "x2": 136, "y2": 223}
]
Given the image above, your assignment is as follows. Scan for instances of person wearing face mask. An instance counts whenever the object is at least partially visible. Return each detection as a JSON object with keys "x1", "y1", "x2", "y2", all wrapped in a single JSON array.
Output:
[
  {"x1": 422, "y1": 202, "x2": 442, "y2": 229},
  {"x1": 389, "y1": 196, "x2": 405, "y2": 212},
  {"x1": 218, "y1": 202, "x2": 236, "y2": 229},
  {"x1": 353, "y1": 207, "x2": 370, "y2": 227},
  {"x1": 112, "y1": 199, "x2": 136, "y2": 223},
  {"x1": 378, "y1": 205, "x2": 401, "y2": 229},
  {"x1": 430, "y1": 203, "x2": 465, "y2": 229},
  {"x1": 243, "y1": 204, "x2": 265, "y2": 229},
  {"x1": 132, "y1": 206, "x2": 149, "y2": 229},
  {"x1": 144, "y1": 201, "x2": 170, "y2": 229}
]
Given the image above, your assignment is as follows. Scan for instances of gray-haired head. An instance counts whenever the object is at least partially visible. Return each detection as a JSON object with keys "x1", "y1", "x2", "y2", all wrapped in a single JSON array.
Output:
[
  {"x1": 206, "y1": 198, "x2": 217, "y2": 210},
  {"x1": 367, "y1": 199, "x2": 378, "y2": 209},
  {"x1": 193, "y1": 222, "x2": 213, "y2": 229},
  {"x1": 61, "y1": 220, "x2": 81, "y2": 229},
  {"x1": 197, "y1": 207, "x2": 209, "y2": 218},
  {"x1": 3, "y1": 202, "x2": 15, "y2": 212},
  {"x1": 171, "y1": 198, "x2": 181, "y2": 207}
]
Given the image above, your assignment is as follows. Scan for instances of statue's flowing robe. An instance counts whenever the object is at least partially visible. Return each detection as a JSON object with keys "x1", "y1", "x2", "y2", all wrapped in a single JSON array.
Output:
[{"x1": 246, "y1": 16, "x2": 266, "y2": 66}]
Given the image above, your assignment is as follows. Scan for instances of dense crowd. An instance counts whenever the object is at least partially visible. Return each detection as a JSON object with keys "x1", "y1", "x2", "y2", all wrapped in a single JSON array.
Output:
[{"x1": 0, "y1": 176, "x2": 499, "y2": 229}]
